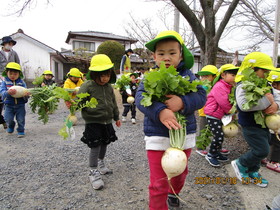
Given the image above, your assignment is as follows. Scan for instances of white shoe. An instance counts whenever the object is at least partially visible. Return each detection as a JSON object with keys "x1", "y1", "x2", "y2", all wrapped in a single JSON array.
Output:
[
  {"x1": 98, "y1": 159, "x2": 113, "y2": 175},
  {"x1": 122, "y1": 116, "x2": 126, "y2": 122},
  {"x1": 89, "y1": 169, "x2": 104, "y2": 190},
  {"x1": 131, "y1": 118, "x2": 136, "y2": 124}
]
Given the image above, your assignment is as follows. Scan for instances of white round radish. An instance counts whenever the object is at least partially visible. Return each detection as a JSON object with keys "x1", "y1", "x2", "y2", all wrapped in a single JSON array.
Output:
[
  {"x1": 222, "y1": 122, "x2": 239, "y2": 138},
  {"x1": 127, "y1": 96, "x2": 135, "y2": 104},
  {"x1": 9, "y1": 86, "x2": 28, "y2": 98},
  {"x1": 161, "y1": 148, "x2": 187, "y2": 180},
  {"x1": 266, "y1": 114, "x2": 280, "y2": 136},
  {"x1": 68, "y1": 114, "x2": 78, "y2": 126}
]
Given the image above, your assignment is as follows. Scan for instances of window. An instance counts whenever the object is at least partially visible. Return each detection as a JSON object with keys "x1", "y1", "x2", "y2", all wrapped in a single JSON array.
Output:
[{"x1": 73, "y1": 41, "x2": 95, "y2": 52}]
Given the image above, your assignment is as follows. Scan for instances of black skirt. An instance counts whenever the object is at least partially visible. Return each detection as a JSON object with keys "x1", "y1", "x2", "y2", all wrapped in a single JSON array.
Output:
[{"x1": 81, "y1": 123, "x2": 118, "y2": 148}]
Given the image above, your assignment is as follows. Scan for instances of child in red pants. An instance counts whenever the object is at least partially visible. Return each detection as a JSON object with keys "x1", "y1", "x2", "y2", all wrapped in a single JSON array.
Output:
[{"x1": 135, "y1": 30, "x2": 206, "y2": 209}]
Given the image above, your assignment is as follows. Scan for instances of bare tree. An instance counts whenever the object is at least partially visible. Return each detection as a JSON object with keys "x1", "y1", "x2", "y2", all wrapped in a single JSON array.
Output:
[
  {"x1": 229, "y1": 0, "x2": 276, "y2": 51},
  {"x1": 170, "y1": 0, "x2": 240, "y2": 66},
  {"x1": 124, "y1": 5, "x2": 196, "y2": 66},
  {"x1": 6, "y1": 0, "x2": 50, "y2": 16},
  {"x1": 124, "y1": 13, "x2": 158, "y2": 48}
]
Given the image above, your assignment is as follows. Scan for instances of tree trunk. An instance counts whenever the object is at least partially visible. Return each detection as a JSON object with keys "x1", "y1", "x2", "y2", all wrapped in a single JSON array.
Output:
[{"x1": 171, "y1": 0, "x2": 240, "y2": 67}]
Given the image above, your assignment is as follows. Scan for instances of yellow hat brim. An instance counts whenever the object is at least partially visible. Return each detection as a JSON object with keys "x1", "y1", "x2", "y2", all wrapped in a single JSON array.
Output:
[{"x1": 88, "y1": 63, "x2": 114, "y2": 72}]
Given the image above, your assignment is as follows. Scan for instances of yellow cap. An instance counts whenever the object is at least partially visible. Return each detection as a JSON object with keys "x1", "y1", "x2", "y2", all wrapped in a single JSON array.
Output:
[
  {"x1": 235, "y1": 52, "x2": 277, "y2": 82},
  {"x1": 219, "y1": 64, "x2": 239, "y2": 73},
  {"x1": 89, "y1": 54, "x2": 114, "y2": 71},
  {"x1": 67, "y1": 68, "x2": 82, "y2": 78},
  {"x1": 2, "y1": 62, "x2": 23, "y2": 78},
  {"x1": 212, "y1": 64, "x2": 239, "y2": 85},
  {"x1": 267, "y1": 69, "x2": 280, "y2": 82},
  {"x1": 197, "y1": 65, "x2": 218, "y2": 76},
  {"x1": 43, "y1": 70, "x2": 54, "y2": 76},
  {"x1": 145, "y1": 30, "x2": 194, "y2": 69}
]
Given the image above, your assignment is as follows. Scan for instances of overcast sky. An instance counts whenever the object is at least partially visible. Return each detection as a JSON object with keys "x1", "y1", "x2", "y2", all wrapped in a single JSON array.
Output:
[
  {"x1": 0, "y1": 0, "x2": 168, "y2": 50},
  {"x1": 0, "y1": 0, "x2": 278, "y2": 56}
]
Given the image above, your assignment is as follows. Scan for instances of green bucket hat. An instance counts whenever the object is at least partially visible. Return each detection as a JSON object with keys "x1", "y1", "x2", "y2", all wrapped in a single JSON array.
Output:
[{"x1": 145, "y1": 30, "x2": 194, "y2": 69}]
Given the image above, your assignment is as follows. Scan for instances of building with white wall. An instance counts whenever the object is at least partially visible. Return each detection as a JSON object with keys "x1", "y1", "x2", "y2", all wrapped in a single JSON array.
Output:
[
  {"x1": 10, "y1": 29, "x2": 66, "y2": 83},
  {"x1": 65, "y1": 31, "x2": 137, "y2": 52}
]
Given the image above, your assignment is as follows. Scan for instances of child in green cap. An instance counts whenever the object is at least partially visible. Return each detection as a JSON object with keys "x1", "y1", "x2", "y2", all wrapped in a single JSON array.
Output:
[{"x1": 135, "y1": 30, "x2": 206, "y2": 210}]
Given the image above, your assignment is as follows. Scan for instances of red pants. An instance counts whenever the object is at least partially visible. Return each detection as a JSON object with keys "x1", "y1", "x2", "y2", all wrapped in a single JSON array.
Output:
[{"x1": 147, "y1": 149, "x2": 192, "y2": 210}]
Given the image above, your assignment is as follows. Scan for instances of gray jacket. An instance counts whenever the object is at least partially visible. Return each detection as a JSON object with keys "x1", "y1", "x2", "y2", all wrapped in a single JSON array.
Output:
[
  {"x1": 236, "y1": 83, "x2": 280, "y2": 112},
  {"x1": 0, "y1": 49, "x2": 20, "y2": 73}
]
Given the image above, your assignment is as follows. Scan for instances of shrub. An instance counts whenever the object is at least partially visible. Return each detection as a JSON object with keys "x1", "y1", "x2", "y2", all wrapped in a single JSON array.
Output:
[{"x1": 97, "y1": 40, "x2": 125, "y2": 70}]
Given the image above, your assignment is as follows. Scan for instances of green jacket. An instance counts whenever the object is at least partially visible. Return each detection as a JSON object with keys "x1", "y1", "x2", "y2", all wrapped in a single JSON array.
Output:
[{"x1": 78, "y1": 80, "x2": 119, "y2": 124}]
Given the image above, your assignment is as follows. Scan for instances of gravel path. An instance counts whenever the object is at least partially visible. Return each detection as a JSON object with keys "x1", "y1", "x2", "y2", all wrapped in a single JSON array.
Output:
[{"x1": 0, "y1": 93, "x2": 250, "y2": 209}]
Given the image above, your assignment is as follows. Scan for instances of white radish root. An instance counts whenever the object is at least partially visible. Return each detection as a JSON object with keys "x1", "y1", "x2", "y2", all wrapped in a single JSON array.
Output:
[
  {"x1": 265, "y1": 114, "x2": 280, "y2": 140},
  {"x1": 222, "y1": 122, "x2": 239, "y2": 138},
  {"x1": 161, "y1": 147, "x2": 187, "y2": 180}
]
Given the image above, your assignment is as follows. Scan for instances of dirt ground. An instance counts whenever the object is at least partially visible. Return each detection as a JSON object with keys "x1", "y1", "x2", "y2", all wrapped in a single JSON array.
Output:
[{"x1": 0, "y1": 90, "x2": 278, "y2": 209}]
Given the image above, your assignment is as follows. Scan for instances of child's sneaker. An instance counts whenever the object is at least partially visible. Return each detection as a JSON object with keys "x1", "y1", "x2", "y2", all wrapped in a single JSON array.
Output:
[
  {"x1": 122, "y1": 116, "x2": 126, "y2": 122},
  {"x1": 217, "y1": 153, "x2": 229, "y2": 162},
  {"x1": 231, "y1": 159, "x2": 249, "y2": 182},
  {"x1": 220, "y1": 148, "x2": 230, "y2": 155},
  {"x1": 89, "y1": 169, "x2": 104, "y2": 190},
  {"x1": 3, "y1": 123, "x2": 7, "y2": 129},
  {"x1": 98, "y1": 159, "x2": 113, "y2": 175},
  {"x1": 7, "y1": 128, "x2": 14, "y2": 134},
  {"x1": 167, "y1": 193, "x2": 180, "y2": 208},
  {"x1": 17, "y1": 132, "x2": 25, "y2": 138},
  {"x1": 205, "y1": 154, "x2": 220, "y2": 167},
  {"x1": 196, "y1": 149, "x2": 208, "y2": 157},
  {"x1": 248, "y1": 171, "x2": 268, "y2": 188},
  {"x1": 131, "y1": 118, "x2": 136, "y2": 124},
  {"x1": 266, "y1": 162, "x2": 280, "y2": 173}
]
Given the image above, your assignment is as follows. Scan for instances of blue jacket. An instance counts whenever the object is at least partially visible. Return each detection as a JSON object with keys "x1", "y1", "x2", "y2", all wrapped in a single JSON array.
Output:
[
  {"x1": 0, "y1": 77, "x2": 28, "y2": 105},
  {"x1": 135, "y1": 62, "x2": 206, "y2": 137}
]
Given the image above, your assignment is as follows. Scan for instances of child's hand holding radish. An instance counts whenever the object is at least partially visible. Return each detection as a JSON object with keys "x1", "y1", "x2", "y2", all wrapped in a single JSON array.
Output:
[
  {"x1": 8, "y1": 88, "x2": 16, "y2": 95},
  {"x1": 23, "y1": 91, "x2": 31, "y2": 97},
  {"x1": 159, "y1": 108, "x2": 181, "y2": 130},
  {"x1": 164, "y1": 95, "x2": 184, "y2": 112},
  {"x1": 264, "y1": 93, "x2": 278, "y2": 114},
  {"x1": 65, "y1": 100, "x2": 73, "y2": 109},
  {"x1": 264, "y1": 102, "x2": 278, "y2": 114},
  {"x1": 115, "y1": 120, "x2": 121, "y2": 127}
]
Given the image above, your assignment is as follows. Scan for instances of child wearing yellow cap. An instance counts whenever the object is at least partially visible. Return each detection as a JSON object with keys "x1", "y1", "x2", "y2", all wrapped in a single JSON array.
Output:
[
  {"x1": 196, "y1": 65, "x2": 218, "y2": 156},
  {"x1": 41, "y1": 70, "x2": 56, "y2": 87},
  {"x1": 0, "y1": 62, "x2": 29, "y2": 137},
  {"x1": 231, "y1": 52, "x2": 280, "y2": 187},
  {"x1": 63, "y1": 68, "x2": 84, "y2": 98},
  {"x1": 78, "y1": 54, "x2": 121, "y2": 190},
  {"x1": 204, "y1": 64, "x2": 239, "y2": 167},
  {"x1": 135, "y1": 30, "x2": 206, "y2": 209},
  {"x1": 264, "y1": 69, "x2": 280, "y2": 173}
]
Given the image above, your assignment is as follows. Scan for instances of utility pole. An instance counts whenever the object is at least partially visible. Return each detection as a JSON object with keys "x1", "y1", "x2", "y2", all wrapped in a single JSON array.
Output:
[
  {"x1": 174, "y1": 8, "x2": 180, "y2": 33},
  {"x1": 273, "y1": 0, "x2": 280, "y2": 66}
]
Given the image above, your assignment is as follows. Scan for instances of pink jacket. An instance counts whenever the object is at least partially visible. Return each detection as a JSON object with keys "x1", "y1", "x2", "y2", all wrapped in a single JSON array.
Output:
[{"x1": 204, "y1": 79, "x2": 233, "y2": 119}]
